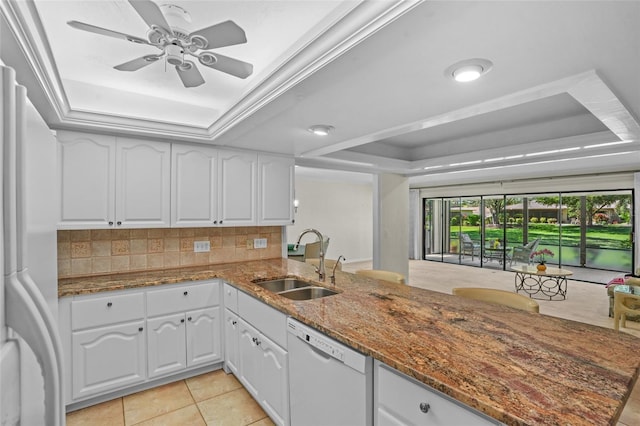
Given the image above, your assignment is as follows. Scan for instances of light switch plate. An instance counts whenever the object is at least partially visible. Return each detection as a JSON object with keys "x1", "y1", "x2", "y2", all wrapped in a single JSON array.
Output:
[
  {"x1": 254, "y1": 238, "x2": 267, "y2": 249},
  {"x1": 194, "y1": 241, "x2": 210, "y2": 252}
]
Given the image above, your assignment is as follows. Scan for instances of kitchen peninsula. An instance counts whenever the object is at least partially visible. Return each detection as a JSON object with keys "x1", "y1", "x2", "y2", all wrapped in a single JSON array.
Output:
[{"x1": 59, "y1": 258, "x2": 640, "y2": 425}]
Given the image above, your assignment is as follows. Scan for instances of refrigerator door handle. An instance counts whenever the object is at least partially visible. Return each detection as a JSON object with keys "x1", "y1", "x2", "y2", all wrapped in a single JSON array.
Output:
[{"x1": 5, "y1": 273, "x2": 64, "y2": 426}]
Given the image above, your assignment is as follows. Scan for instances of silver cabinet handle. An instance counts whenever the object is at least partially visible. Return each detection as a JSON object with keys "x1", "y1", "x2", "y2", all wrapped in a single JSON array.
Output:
[
  {"x1": 183, "y1": 291, "x2": 188, "y2": 296},
  {"x1": 108, "y1": 221, "x2": 114, "y2": 226},
  {"x1": 107, "y1": 302, "x2": 112, "y2": 307},
  {"x1": 419, "y1": 402, "x2": 430, "y2": 413}
]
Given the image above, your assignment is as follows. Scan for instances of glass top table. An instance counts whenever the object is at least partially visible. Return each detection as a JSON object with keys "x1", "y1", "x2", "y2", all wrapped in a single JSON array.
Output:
[{"x1": 511, "y1": 265, "x2": 573, "y2": 300}]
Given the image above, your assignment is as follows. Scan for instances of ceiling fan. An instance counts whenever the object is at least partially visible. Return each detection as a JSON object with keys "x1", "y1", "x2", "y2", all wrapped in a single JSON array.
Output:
[{"x1": 67, "y1": 0, "x2": 253, "y2": 87}]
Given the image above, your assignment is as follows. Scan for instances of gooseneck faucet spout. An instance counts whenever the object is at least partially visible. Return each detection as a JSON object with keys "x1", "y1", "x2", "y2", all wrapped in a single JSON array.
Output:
[
  {"x1": 330, "y1": 255, "x2": 345, "y2": 285},
  {"x1": 295, "y1": 229, "x2": 325, "y2": 281}
]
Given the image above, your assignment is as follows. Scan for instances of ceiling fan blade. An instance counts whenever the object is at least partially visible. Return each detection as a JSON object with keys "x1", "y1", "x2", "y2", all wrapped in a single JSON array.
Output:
[
  {"x1": 199, "y1": 53, "x2": 253, "y2": 79},
  {"x1": 175, "y1": 62, "x2": 205, "y2": 88},
  {"x1": 114, "y1": 55, "x2": 161, "y2": 71},
  {"x1": 128, "y1": 0, "x2": 173, "y2": 35},
  {"x1": 67, "y1": 20, "x2": 149, "y2": 45},
  {"x1": 190, "y1": 20, "x2": 247, "y2": 49}
]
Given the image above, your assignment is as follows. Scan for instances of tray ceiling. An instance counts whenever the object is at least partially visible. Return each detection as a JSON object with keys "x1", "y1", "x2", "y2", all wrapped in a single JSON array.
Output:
[{"x1": 1, "y1": 1, "x2": 639, "y2": 184}]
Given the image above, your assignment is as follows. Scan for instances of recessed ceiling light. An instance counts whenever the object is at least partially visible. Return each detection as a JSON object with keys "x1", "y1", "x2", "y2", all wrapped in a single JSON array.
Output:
[
  {"x1": 453, "y1": 65, "x2": 483, "y2": 82},
  {"x1": 308, "y1": 125, "x2": 334, "y2": 136},
  {"x1": 445, "y1": 58, "x2": 493, "y2": 83}
]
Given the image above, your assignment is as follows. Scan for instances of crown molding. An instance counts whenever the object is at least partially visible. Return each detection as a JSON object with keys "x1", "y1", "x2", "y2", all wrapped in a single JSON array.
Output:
[{"x1": 2, "y1": 0, "x2": 422, "y2": 143}]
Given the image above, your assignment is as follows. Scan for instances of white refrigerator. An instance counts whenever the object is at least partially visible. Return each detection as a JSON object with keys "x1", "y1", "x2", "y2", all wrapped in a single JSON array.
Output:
[{"x1": 0, "y1": 65, "x2": 64, "y2": 425}]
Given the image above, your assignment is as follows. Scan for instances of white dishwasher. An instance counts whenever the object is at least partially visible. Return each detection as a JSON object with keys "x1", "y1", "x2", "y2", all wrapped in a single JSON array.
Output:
[{"x1": 287, "y1": 318, "x2": 372, "y2": 425}]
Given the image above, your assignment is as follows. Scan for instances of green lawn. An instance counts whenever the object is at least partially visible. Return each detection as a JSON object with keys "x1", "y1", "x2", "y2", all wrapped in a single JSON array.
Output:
[
  {"x1": 450, "y1": 223, "x2": 632, "y2": 270},
  {"x1": 454, "y1": 224, "x2": 632, "y2": 249}
]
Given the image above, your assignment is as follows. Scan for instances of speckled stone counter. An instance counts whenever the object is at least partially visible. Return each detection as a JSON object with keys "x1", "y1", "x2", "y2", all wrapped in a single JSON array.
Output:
[{"x1": 59, "y1": 259, "x2": 640, "y2": 425}]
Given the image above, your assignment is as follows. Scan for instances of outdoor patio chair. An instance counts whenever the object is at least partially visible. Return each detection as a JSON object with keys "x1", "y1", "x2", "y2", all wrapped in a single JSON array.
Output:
[
  {"x1": 511, "y1": 238, "x2": 540, "y2": 264},
  {"x1": 460, "y1": 233, "x2": 480, "y2": 261}
]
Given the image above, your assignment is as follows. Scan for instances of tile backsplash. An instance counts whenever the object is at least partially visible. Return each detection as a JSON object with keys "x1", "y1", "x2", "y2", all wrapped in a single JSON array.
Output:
[{"x1": 58, "y1": 226, "x2": 283, "y2": 279}]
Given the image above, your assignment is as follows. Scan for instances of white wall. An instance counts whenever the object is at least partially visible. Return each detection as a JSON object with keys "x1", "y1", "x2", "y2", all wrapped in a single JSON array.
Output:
[{"x1": 287, "y1": 176, "x2": 373, "y2": 263}]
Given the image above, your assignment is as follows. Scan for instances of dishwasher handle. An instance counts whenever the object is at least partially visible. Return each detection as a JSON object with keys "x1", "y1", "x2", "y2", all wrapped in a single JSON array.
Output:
[{"x1": 287, "y1": 318, "x2": 369, "y2": 373}]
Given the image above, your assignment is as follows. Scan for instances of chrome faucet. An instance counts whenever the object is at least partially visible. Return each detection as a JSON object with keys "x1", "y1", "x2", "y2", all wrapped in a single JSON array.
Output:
[
  {"x1": 330, "y1": 255, "x2": 345, "y2": 285},
  {"x1": 295, "y1": 229, "x2": 325, "y2": 281}
]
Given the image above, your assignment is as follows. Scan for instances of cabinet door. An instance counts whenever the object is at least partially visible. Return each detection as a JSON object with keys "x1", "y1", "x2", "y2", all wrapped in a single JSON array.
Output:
[
  {"x1": 375, "y1": 361, "x2": 499, "y2": 426},
  {"x1": 224, "y1": 309, "x2": 240, "y2": 375},
  {"x1": 171, "y1": 144, "x2": 219, "y2": 227},
  {"x1": 186, "y1": 307, "x2": 222, "y2": 367},
  {"x1": 218, "y1": 150, "x2": 257, "y2": 226},
  {"x1": 258, "y1": 334, "x2": 289, "y2": 426},
  {"x1": 115, "y1": 138, "x2": 171, "y2": 228},
  {"x1": 258, "y1": 154, "x2": 294, "y2": 225},
  {"x1": 72, "y1": 321, "x2": 146, "y2": 399},
  {"x1": 237, "y1": 318, "x2": 261, "y2": 398},
  {"x1": 147, "y1": 313, "x2": 187, "y2": 379},
  {"x1": 57, "y1": 132, "x2": 115, "y2": 229}
]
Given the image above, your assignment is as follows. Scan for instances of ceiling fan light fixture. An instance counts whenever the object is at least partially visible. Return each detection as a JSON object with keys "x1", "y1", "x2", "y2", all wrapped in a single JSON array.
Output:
[
  {"x1": 445, "y1": 58, "x2": 493, "y2": 83},
  {"x1": 308, "y1": 125, "x2": 334, "y2": 136},
  {"x1": 165, "y1": 43, "x2": 184, "y2": 65}
]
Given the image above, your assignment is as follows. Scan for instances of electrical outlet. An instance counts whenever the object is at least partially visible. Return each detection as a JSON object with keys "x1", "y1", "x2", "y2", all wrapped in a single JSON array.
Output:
[
  {"x1": 254, "y1": 238, "x2": 267, "y2": 249},
  {"x1": 194, "y1": 241, "x2": 210, "y2": 252}
]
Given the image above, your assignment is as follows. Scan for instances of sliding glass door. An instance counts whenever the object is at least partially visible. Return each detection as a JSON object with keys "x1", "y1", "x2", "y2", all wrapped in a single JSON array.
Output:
[{"x1": 421, "y1": 189, "x2": 635, "y2": 283}]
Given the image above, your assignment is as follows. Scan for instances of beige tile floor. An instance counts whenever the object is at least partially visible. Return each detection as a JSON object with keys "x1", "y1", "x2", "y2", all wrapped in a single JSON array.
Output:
[
  {"x1": 65, "y1": 370, "x2": 274, "y2": 426},
  {"x1": 67, "y1": 260, "x2": 640, "y2": 425}
]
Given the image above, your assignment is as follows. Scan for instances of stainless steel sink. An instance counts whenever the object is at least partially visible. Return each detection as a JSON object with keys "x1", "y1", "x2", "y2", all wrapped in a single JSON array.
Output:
[
  {"x1": 278, "y1": 287, "x2": 339, "y2": 300},
  {"x1": 253, "y1": 278, "x2": 312, "y2": 293}
]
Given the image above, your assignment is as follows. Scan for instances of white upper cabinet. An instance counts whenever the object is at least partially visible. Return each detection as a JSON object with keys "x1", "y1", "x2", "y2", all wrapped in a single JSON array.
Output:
[
  {"x1": 258, "y1": 154, "x2": 294, "y2": 225},
  {"x1": 171, "y1": 144, "x2": 219, "y2": 227},
  {"x1": 116, "y1": 138, "x2": 171, "y2": 228},
  {"x1": 57, "y1": 132, "x2": 171, "y2": 229},
  {"x1": 58, "y1": 132, "x2": 116, "y2": 228},
  {"x1": 59, "y1": 131, "x2": 293, "y2": 229},
  {"x1": 218, "y1": 150, "x2": 257, "y2": 226}
]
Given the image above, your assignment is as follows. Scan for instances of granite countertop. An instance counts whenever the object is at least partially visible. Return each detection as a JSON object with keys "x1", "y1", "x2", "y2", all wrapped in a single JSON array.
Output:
[{"x1": 59, "y1": 258, "x2": 640, "y2": 425}]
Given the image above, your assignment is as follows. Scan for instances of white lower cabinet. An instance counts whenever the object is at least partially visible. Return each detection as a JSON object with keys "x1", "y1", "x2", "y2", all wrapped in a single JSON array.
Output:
[
  {"x1": 257, "y1": 330, "x2": 289, "y2": 425},
  {"x1": 225, "y1": 288, "x2": 289, "y2": 426},
  {"x1": 72, "y1": 320, "x2": 146, "y2": 400},
  {"x1": 224, "y1": 309, "x2": 240, "y2": 376},
  {"x1": 238, "y1": 318, "x2": 261, "y2": 397},
  {"x1": 147, "y1": 307, "x2": 222, "y2": 379},
  {"x1": 186, "y1": 307, "x2": 222, "y2": 367},
  {"x1": 237, "y1": 317, "x2": 288, "y2": 426},
  {"x1": 147, "y1": 313, "x2": 186, "y2": 378},
  {"x1": 61, "y1": 280, "x2": 223, "y2": 406},
  {"x1": 374, "y1": 360, "x2": 500, "y2": 425},
  {"x1": 146, "y1": 283, "x2": 222, "y2": 380}
]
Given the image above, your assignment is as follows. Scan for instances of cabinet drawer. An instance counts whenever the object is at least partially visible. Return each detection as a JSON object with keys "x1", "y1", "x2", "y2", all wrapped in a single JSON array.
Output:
[
  {"x1": 223, "y1": 283, "x2": 238, "y2": 313},
  {"x1": 71, "y1": 292, "x2": 144, "y2": 331},
  {"x1": 238, "y1": 291, "x2": 287, "y2": 348},
  {"x1": 375, "y1": 361, "x2": 498, "y2": 425},
  {"x1": 147, "y1": 281, "x2": 219, "y2": 317}
]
